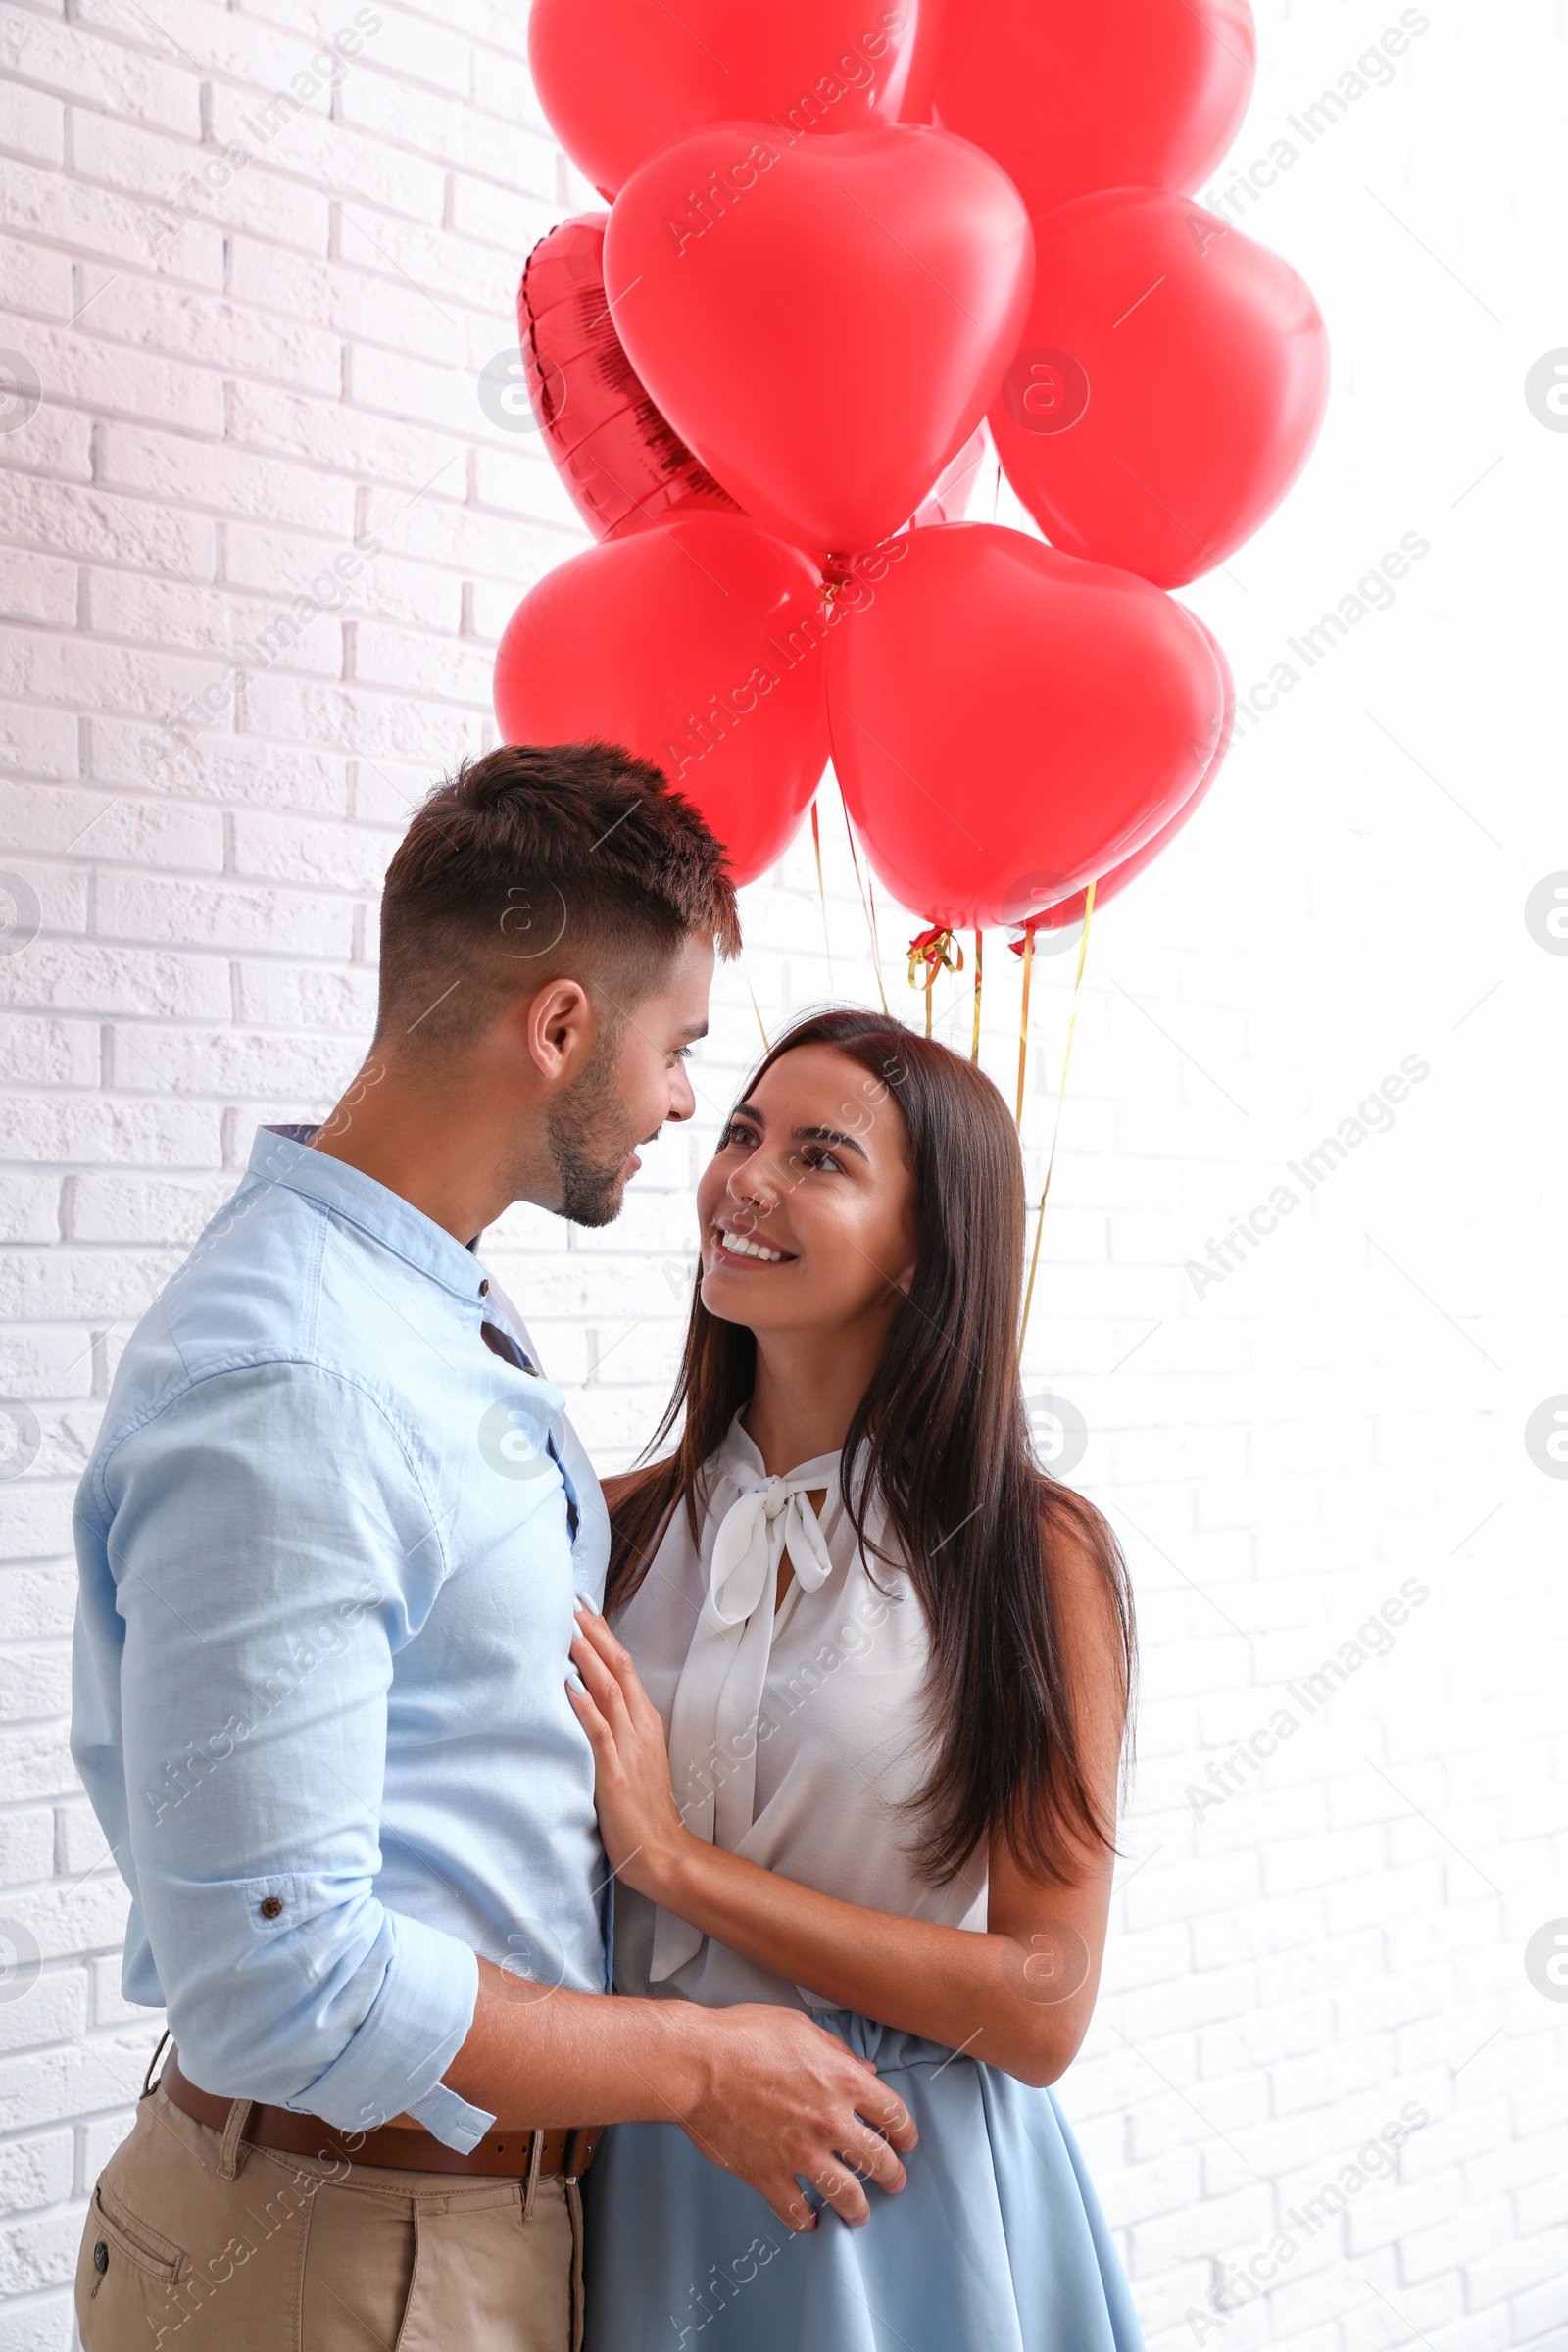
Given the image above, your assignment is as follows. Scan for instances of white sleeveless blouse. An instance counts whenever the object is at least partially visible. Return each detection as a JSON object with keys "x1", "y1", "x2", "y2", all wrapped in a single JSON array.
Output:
[{"x1": 609, "y1": 1413, "x2": 989, "y2": 2013}]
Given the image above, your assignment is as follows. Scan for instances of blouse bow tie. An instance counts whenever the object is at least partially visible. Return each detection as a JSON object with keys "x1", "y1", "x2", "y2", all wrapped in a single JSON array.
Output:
[
  {"x1": 703, "y1": 1471, "x2": 836, "y2": 1632},
  {"x1": 652, "y1": 1462, "x2": 838, "y2": 1983}
]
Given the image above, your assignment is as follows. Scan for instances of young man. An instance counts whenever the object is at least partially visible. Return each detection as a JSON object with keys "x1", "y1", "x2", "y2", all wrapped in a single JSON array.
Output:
[{"x1": 71, "y1": 744, "x2": 914, "y2": 2352}]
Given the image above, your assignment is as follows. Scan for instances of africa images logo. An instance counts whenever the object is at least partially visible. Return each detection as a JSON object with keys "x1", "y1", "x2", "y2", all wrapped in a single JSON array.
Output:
[
  {"x1": 1524, "y1": 1918, "x2": 1568, "y2": 2002},
  {"x1": 478, "y1": 1400, "x2": 556, "y2": 1481},
  {"x1": 1001, "y1": 347, "x2": 1091, "y2": 437}
]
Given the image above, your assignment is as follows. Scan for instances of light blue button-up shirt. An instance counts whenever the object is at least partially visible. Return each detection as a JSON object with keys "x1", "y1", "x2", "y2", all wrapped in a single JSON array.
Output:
[{"x1": 71, "y1": 1127, "x2": 612, "y2": 2151}]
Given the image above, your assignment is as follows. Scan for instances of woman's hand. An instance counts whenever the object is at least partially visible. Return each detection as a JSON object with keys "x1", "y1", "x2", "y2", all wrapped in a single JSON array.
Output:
[{"x1": 566, "y1": 1602, "x2": 692, "y2": 1903}]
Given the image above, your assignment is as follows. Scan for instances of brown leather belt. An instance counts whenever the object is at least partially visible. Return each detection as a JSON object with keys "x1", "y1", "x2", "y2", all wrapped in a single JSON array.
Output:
[{"x1": 160, "y1": 2048, "x2": 602, "y2": 2181}]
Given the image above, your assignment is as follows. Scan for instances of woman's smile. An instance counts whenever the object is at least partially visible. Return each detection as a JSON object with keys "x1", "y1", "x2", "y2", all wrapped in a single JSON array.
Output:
[{"x1": 710, "y1": 1216, "x2": 798, "y2": 1267}]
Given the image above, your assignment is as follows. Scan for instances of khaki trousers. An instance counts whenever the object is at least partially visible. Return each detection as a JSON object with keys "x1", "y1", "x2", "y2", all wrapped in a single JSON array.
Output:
[{"x1": 75, "y1": 2080, "x2": 581, "y2": 2352}]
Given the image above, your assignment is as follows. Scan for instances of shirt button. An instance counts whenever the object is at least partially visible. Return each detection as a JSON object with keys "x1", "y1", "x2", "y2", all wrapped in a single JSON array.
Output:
[
  {"x1": 93, "y1": 2241, "x2": 109, "y2": 2275},
  {"x1": 479, "y1": 1279, "x2": 489, "y2": 1296},
  {"x1": 260, "y1": 1895, "x2": 283, "y2": 1920}
]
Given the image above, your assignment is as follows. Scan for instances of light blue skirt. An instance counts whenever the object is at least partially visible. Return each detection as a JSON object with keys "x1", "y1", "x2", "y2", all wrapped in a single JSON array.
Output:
[{"x1": 581, "y1": 2010, "x2": 1146, "y2": 2351}]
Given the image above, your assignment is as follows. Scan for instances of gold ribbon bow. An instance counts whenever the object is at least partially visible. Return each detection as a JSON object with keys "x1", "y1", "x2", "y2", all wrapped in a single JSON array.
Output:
[
  {"x1": 906, "y1": 925, "x2": 964, "y2": 1037},
  {"x1": 906, "y1": 924, "x2": 964, "y2": 988}
]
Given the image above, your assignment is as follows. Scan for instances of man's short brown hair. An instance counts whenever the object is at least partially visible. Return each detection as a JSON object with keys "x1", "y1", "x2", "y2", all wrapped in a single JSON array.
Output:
[{"x1": 375, "y1": 740, "x2": 742, "y2": 1054}]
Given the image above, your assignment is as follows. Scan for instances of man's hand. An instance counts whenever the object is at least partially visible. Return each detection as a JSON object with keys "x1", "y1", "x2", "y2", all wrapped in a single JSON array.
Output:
[
  {"x1": 675, "y1": 2001, "x2": 917, "y2": 2231},
  {"x1": 446, "y1": 1964, "x2": 916, "y2": 2228}
]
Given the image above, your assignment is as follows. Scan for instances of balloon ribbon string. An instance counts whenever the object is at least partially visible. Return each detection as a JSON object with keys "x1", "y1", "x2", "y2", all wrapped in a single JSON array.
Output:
[
  {"x1": 970, "y1": 929, "x2": 984, "y2": 1062},
  {"x1": 743, "y1": 961, "x2": 770, "y2": 1054},
  {"x1": 865, "y1": 866, "x2": 889, "y2": 1013},
  {"x1": 809, "y1": 801, "x2": 834, "y2": 993},
  {"x1": 1014, "y1": 925, "x2": 1036, "y2": 1127},
  {"x1": 841, "y1": 806, "x2": 888, "y2": 1014},
  {"x1": 1017, "y1": 884, "x2": 1095, "y2": 1364}
]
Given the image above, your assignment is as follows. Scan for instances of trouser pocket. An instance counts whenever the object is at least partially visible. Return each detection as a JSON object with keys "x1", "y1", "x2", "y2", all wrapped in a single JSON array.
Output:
[
  {"x1": 76, "y1": 2086, "x2": 311, "y2": 2349},
  {"x1": 86, "y1": 2178, "x2": 185, "y2": 2283}
]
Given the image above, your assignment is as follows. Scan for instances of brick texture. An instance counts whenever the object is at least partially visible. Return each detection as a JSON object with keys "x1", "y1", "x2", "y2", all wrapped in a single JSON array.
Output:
[{"x1": 2, "y1": 1, "x2": 1566, "y2": 2347}]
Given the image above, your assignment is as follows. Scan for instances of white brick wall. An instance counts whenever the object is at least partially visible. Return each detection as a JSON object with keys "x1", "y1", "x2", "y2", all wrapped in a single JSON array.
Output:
[{"x1": 3, "y1": 0, "x2": 1566, "y2": 2345}]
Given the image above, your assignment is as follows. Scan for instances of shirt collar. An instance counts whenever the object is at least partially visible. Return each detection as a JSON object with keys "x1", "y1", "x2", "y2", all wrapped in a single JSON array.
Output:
[
  {"x1": 716, "y1": 1408, "x2": 842, "y2": 1493},
  {"x1": 249, "y1": 1125, "x2": 491, "y2": 1304}
]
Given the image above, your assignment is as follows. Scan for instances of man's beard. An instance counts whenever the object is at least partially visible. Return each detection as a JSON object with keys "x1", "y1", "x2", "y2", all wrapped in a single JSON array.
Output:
[{"x1": 545, "y1": 1036, "x2": 641, "y2": 1227}]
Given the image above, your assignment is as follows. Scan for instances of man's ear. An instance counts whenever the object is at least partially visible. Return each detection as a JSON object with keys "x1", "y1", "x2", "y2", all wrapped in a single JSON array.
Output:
[{"x1": 520, "y1": 977, "x2": 595, "y2": 1086}]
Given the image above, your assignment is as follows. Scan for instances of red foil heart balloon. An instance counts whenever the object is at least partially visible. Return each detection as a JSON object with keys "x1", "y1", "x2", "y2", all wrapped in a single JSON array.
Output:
[
  {"x1": 493, "y1": 514, "x2": 831, "y2": 886},
  {"x1": 934, "y1": 0, "x2": 1255, "y2": 229},
  {"x1": 603, "y1": 122, "x2": 1032, "y2": 555},
  {"x1": 517, "y1": 212, "x2": 741, "y2": 544},
  {"x1": 528, "y1": 0, "x2": 942, "y2": 200},
  {"x1": 824, "y1": 521, "x2": 1225, "y2": 928},
  {"x1": 989, "y1": 192, "x2": 1329, "y2": 588}
]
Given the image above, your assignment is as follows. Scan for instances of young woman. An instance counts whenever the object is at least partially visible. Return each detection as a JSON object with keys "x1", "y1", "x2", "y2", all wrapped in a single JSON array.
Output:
[{"x1": 567, "y1": 1009, "x2": 1145, "y2": 2350}]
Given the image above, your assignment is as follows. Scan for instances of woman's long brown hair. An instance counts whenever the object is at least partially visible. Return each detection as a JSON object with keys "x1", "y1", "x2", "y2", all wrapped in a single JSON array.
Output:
[{"x1": 606, "y1": 1008, "x2": 1136, "y2": 1886}]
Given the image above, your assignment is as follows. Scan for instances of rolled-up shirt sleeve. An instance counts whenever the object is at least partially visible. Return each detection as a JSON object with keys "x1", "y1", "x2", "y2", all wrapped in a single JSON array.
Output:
[{"x1": 98, "y1": 1359, "x2": 493, "y2": 2148}]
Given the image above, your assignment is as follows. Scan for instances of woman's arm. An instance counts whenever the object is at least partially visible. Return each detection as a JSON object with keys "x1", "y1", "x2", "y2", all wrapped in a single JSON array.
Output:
[{"x1": 566, "y1": 1530, "x2": 1128, "y2": 2089}]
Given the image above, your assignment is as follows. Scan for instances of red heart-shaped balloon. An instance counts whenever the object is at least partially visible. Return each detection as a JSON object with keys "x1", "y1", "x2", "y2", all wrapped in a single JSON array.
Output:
[
  {"x1": 528, "y1": 0, "x2": 942, "y2": 199},
  {"x1": 934, "y1": 0, "x2": 1254, "y2": 228},
  {"x1": 517, "y1": 212, "x2": 742, "y2": 544},
  {"x1": 989, "y1": 192, "x2": 1329, "y2": 587},
  {"x1": 517, "y1": 221, "x2": 978, "y2": 558},
  {"x1": 825, "y1": 522, "x2": 1224, "y2": 927},
  {"x1": 493, "y1": 514, "x2": 830, "y2": 886},
  {"x1": 604, "y1": 122, "x2": 1032, "y2": 554},
  {"x1": 1024, "y1": 615, "x2": 1235, "y2": 934}
]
